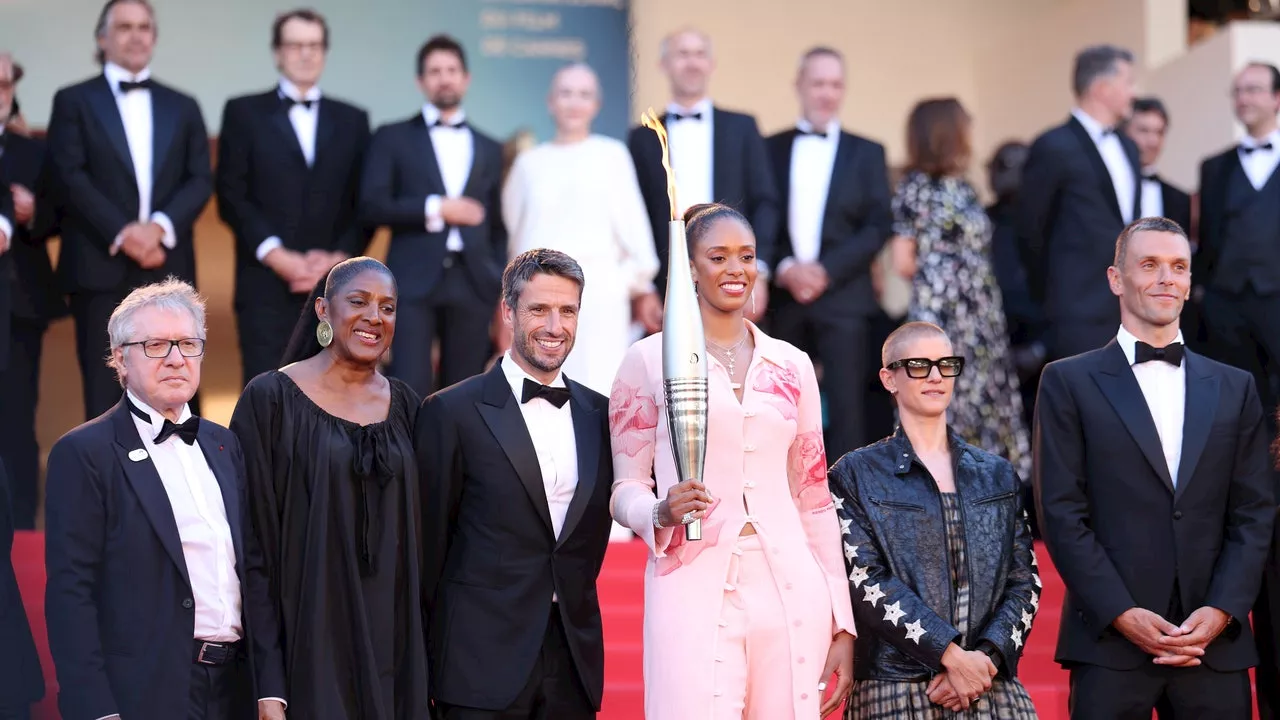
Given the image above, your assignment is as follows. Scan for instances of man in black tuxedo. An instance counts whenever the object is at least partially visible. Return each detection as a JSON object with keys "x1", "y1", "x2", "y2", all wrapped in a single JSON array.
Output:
[
  {"x1": 0, "y1": 52, "x2": 64, "y2": 530},
  {"x1": 416, "y1": 249, "x2": 612, "y2": 719},
  {"x1": 44, "y1": 279, "x2": 286, "y2": 720},
  {"x1": 0, "y1": 456, "x2": 44, "y2": 719},
  {"x1": 1033, "y1": 217, "x2": 1274, "y2": 718},
  {"x1": 1017, "y1": 44, "x2": 1141, "y2": 361},
  {"x1": 1197, "y1": 63, "x2": 1280, "y2": 412},
  {"x1": 46, "y1": 0, "x2": 211, "y2": 421},
  {"x1": 217, "y1": 8, "x2": 371, "y2": 387},
  {"x1": 628, "y1": 28, "x2": 778, "y2": 320},
  {"x1": 362, "y1": 34, "x2": 505, "y2": 398},
  {"x1": 1197, "y1": 62, "x2": 1280, "y2": 720},
  {"x1": 765, "y1": 46, "x2": 890, "y2": 459}
]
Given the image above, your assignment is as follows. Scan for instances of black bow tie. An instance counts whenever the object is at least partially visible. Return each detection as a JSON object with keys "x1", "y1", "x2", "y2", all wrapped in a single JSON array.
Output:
[
  {"x1": 282, "y1": 95, "x2": 315, "y2": 110},
  {"x1": 1142, "y1": 172, "x2": 1159, "y2": 182},
  {"x1": 521, "y1": 378, "x2": 571, "y2": 408},
  {"x1": 667, "y1": 111, "x2": 703, "y2": 122},
  {"x1": 797, "y1": 127, "x2": 826, "y2": 137},
  {"x1": 118, "y1": 78, "x2": 153, "y2": 93},
  {"x1": 127, "y1": 396, "x2": 200, "y2": 444},
  {"x1": 431, "y1": 118, "x2": 467, "y2": 129},
  {"x1": 1241, "y1": 142, "x2": 1274, "y2": 154},
  {"x1": 1134, "y1": 340, "x2": 1184, "y2": 367}
]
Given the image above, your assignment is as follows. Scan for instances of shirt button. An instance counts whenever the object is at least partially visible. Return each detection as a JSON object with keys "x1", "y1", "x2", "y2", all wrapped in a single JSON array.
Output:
[
  {"x1": 801, "y1": 693, "x2": 809, "y2": 700},
  {"x1": 785, "y1": 583, "x2": 794, "y2": 590},
  {"x1": 1174, "y1": 510, "x2": 1183, "y2": 520},
  {"x1": 794, "y1": 620, "x2": 803, "y2": 627},
  {"x1": 745, "y1": 411, "x2": 755, "y2": 418},
  {"x1": 745, "y1": 444, "x2": 756, "y2": 452},
  {"x1": 182, "y1": 598, "x2": 194, "y2": 609},
  {"x1": 798, "y1": 657, "x2": 806, "y2": 664}
]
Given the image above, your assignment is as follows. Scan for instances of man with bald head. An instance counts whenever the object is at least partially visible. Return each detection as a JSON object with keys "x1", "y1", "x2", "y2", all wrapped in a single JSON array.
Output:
[{"x1": 628, "y1": 28, "x2": 778, "y2": 319}]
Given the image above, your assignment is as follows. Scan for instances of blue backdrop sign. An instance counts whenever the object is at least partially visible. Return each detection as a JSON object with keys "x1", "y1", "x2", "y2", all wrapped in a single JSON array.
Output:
[{"x1": 422, "y1": 0, "x2": 633, "y2": 144}]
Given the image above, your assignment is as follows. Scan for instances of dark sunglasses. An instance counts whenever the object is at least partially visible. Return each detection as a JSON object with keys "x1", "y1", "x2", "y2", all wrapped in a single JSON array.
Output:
[{"x1": 885, "y1": 356, "x2": 965, "y2": 379}]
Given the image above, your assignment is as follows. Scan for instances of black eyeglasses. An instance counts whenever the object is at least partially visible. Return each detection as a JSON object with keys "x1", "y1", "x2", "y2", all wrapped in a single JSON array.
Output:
[
  {"x1": 885, "y1": 356, "x2": 965, "y2": 378},
  {"x1": 121, "y1": 338, "x2": 206, "y2": 358}
]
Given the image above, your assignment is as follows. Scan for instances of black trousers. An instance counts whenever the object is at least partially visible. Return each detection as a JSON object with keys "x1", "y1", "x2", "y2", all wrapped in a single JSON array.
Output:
[
  {"x1": 236, "y1": 293, "x2": 307, "y2": 387},
  {"x1": 388, "y1": 258, "x2": 494, "y2": 399},
  {"x1": 771, "y1": 301, "x2": 869, "y2": 460},
  {"x1": 1070, "y1": 662, "x2": 1251, "y2": 720},
  {"x1": 71, "y1": 291, "x2": 200, "y2": 420},
  {"x1": 0, "y1": 317, "x2": 45, "y2": 529},
  {"x1": 188, "y1": 654, "x2": 253, "y2": 720},
  {"x1": 437, "y1": 608, "x2": 595, "y2": 720}
]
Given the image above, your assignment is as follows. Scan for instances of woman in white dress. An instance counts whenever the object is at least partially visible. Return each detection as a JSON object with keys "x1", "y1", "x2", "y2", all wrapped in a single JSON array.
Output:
[{"x1": 502, "y1": 62, "x2": 662, "y2": 397}]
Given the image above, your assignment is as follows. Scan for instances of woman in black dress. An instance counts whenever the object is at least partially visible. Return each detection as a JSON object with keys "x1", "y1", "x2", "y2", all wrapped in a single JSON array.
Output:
[{"x1": 230, "y1": 257, "x2": 431, "y2": 719}]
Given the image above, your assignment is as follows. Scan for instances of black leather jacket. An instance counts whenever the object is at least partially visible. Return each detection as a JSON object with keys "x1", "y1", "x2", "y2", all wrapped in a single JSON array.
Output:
[{"x1": 828, "y1": 427, "x2": 1041, "y2": 681}]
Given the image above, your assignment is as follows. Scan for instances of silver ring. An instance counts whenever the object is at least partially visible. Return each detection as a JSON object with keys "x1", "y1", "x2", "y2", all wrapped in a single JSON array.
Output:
[{"x1": 681, "y1": 511, "x2": 696, "y2": 525}]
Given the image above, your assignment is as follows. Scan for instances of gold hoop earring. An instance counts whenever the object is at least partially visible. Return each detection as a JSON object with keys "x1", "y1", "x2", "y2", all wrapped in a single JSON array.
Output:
[{"x1": 316, "y1": 320, "x2": 333, "y2": 348}]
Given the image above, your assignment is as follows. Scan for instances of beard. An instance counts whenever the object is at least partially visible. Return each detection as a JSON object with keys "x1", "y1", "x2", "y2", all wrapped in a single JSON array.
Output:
[
  {"x1": 514, "y1": 328, "x2": 573, "y2": 375},
  {"x1": 431, "y1": 89, "x2": 462, "y2": 111}
]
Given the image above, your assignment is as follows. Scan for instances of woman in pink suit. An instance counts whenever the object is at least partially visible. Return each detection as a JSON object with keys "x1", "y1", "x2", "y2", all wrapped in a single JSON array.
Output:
[{"x1": 609, "y1": 202, "x2": 856, "y2": 719}]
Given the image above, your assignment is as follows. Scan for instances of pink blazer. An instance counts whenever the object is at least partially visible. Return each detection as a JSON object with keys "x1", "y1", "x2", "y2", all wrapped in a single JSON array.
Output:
[{"x1": 609, "y1": 323, "x2": 856, "y2": 718}]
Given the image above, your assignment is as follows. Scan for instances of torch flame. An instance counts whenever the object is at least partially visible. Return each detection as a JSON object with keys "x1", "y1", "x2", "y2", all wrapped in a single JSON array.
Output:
[{"x1": 640, "y1": 107, "x2": 679, "y2": 221}]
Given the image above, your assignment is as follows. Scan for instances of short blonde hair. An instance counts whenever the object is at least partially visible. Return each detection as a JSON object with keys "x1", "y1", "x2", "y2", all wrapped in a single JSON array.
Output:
[
  {"x1": 881, "y1": 321, "x2": 950, "y2": 367},
  {"x1": 106, "y1": 277, "x2": 207, "y2": 384}
]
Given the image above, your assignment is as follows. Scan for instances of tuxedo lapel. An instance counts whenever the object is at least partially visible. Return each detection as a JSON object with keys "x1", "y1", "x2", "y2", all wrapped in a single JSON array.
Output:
[
  {"x1": 557, "y1": 382, "x2": 600, "y2": 548},
  {"x1": 1091, "y1": 342, "x2": 1175, "y2": 493},
  {"x1": 314, "y1": 98, "x2": 338, "y2": 166},
  {"x1": 267, "y1": 95, "x2": 308, "y2": 169},
  {"x1": 110, "y1": 400, "x2": 191, "y2": 588},
  {"x1": 476, "y1": 366, "x2": 555, "y2": 537},
  {"x1": 1066, "y1": 117, "x2": 1124, "y2": 224},
  {"x1": 712, "y1": 107, "x2": 730, "y2": 201},
  {"x1": 821, "y1": 133, "x2": 856, "y2": 228},
  {"x1": 197, "y1": 428, "x2": 243, "y2": 562},
  {"x1": 87, "y1": 76, "x2": 134, "y2": 174},
  {"x1": 1175, "y1": 353, "x2": 1220, "y2": 498},
  {"x1": 411, "y1": 115, "x2": 448, "y2": 195},
  {"x1": 150, "y1": 85, "x2": 177, "y2": 180},
  {"x1": 459, "y1": 130, "x2": 481, "y2": 198}
]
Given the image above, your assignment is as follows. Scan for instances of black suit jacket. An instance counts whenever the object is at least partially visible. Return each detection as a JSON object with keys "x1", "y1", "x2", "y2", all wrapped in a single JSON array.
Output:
[
  {"x1": 360, "y1": 114, "x2": 506, "y2": 303},
  {"x1": 1155, "y1": 176, "x2": 1192, "y2": 233},
  {"x1": 1195, "y1": 147, "x2": 1267, "y2": 292},
  {"x1": 0, "y1": 132, "x2": 66, "y2": 368},
  {"x1": 46, "y1": 75, "x2": 211, "y2": 294},
  {"x1": 44, "y1": 399, "x2": 286, "y2": 720},
  {"x1": 1032, "y1": 342, "x2": 1273, "y2": 671},
  {"x1": 628, "y1": 107, "x2": 779, "y2": 288},
  {"x1": 1017, "y1": 116, "x2": 1141, "y2": 327},
  {"x1": 216, "y1": 89, "x2": 372, "y2": 311},
  {"x1": 0, "y1": 456, "x2": 45, "y2": 711},
  {"x1": 415, "y1": 362, "x2": 613, "y2": 710},
  {"x1": 765, "y1": 128, "x2": 891, "y2": 317}
]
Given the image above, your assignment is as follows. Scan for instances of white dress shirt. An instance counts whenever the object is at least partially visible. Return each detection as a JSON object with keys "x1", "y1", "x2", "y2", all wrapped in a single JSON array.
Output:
[
  {"x1": 1238, "y1": 129, "x2": 1280, "y2": 191},
  {"x1": 500, "y1": 353, "x2": 579, "y2": 540},
  {"x1": 126, "y1": 390, "x2": 243, "y2": 641},
  {"x1": 422, "y1": 103, "x2": 474, "y2": 253},
  {"x1": 1072, "y1": 108, "x2": 1136, "y2": 224},
  {"x1": 254, "y1": 79, "x2": 324, "y2": 264},
  {"x1": 781, "y1": 118, "x2": 839, "y2": 273},
  {"x1": 1140, "y1": 167, "x2": 1164, "y2": 219},
  {"x1": 103, "y1": 62, "x2": 176, "y2": 252},
  {"x1": 1116, "y1": 325, "x2": 1186, "y2": 484},
  {"x1": 666, "y1": 98, "x2": 714, "y2": 215}
]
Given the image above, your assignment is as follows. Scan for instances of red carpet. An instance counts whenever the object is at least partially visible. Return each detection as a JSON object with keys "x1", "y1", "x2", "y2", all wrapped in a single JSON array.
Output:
[{"x1": 10, "y1": 534, "x2": 1258, "y2": 718}]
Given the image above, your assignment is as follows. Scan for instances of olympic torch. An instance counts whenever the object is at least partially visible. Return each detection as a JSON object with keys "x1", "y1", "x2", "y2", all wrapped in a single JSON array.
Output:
[{"x1": 640, "y1": 109, "x2": 707, "y2": 542}]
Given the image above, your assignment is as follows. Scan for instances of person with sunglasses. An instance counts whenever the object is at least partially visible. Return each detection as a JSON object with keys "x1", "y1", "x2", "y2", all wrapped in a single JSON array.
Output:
[{"x1": 829, "y1": 320, "x2": 1041, "y2": 719}]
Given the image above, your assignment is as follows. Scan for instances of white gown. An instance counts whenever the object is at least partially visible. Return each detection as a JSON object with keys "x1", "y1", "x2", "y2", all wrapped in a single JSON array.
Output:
[{"x1": 503, "y1": 135, "x2": 659, "y2": 397}]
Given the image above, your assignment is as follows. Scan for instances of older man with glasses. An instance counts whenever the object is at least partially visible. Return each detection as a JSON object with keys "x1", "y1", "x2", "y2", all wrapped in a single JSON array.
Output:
[{"x1": 44, "y1": 278, "x2": 287, "y2": 720}]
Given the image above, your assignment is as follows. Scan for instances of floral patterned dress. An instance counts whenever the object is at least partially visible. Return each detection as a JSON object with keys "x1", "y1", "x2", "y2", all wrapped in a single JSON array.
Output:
[{"x1": 892, "y1": 171, "x2": 1031, "y2": 480}]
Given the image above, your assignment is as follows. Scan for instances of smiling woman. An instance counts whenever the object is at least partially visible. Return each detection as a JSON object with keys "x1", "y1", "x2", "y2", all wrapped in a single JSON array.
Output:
[{"x1": 227, "y1": 256, "x2": 433, "y2": 719}]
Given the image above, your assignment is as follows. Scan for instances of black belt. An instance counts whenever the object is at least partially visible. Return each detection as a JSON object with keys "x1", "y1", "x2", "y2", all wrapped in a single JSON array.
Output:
[{"x1": 193, "y1": 639, "x2": 241, "y2": 666}]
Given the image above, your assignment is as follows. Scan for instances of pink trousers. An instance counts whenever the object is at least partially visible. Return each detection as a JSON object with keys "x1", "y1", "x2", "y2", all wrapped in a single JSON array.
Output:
[{"x1": 712, "y1": 533, "x2": 828, "y2": 719}]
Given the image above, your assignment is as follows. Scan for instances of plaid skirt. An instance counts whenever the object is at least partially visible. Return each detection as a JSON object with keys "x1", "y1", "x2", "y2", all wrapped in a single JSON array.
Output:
[
  {"x1": 849, "y1": 494, "x2": 1038, "y2": 719},
  {"x1": 848, "y1": 677, "x2": 1038, "y2": 719}
]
